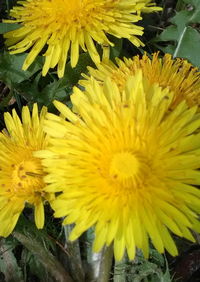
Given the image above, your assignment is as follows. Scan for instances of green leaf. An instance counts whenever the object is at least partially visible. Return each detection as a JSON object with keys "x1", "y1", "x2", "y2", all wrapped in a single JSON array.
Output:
[
  {"x1": 14, "y1": 52, "x2": 95, "y2": 107},
  {"x1": 62, "y1": 52, "x2": 95, "y2": 85},
  {"x1": 0, "y1": 52, "x2": 43, "y2": 85},
  {"x1": 37, "y1": 79, "x2": 70, "y2": 107},
  {"x1": 14, "y1": 74, "x2": 71, "y2": 107},
  {"x1": 156, "y1": 0, "x2": 200, "y2": 67},
  {"x1": 0, "y1": 23, "x2": 20, "y2": 34},
  {"x1": 109, "y1": 37, "x2": 123, "y2": 59}
]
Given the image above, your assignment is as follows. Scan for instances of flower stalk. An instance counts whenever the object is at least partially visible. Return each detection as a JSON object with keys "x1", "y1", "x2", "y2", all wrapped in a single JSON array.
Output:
[
  {"x1": 64, "y1": 225, "x2": 85, "y2": 282},
  {"x1": 97, "y1": 245, "x2": 113, "y2": 282}
]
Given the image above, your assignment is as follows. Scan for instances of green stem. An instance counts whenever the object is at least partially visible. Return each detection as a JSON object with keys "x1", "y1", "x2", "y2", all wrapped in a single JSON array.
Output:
[
  {"x1": 97, "y1": 245, "x2": 113, "y2": 282},
  {"x1": 13, "y1": 231, "x2": 73, "y2": 282}
]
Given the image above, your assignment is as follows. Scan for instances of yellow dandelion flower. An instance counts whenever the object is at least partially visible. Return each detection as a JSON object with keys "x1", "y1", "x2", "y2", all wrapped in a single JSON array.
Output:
[
  {"x1": 37, "y1": 72, "x2": 200, "y2": 261},
  {"x1": 0, "y1": 104, "x2": 51, "y2": 237},
  {"x1": 4, "y1": 0, "x2": 161, "y2": 78},
  {"x1": 81, "y1": 52, "x2": 200, "y2": 109}
]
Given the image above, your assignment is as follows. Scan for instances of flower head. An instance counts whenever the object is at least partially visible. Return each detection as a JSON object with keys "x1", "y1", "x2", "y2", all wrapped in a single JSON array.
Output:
[
  {"x1": 38, "y1": 72, "x2": 200, "y2": 260},
  {"x1": 81, "y1": 52, "x2": 200, "y2": 109},
  {"x1": 4, "y1": 0, "x2": 161, "y2": 78},
  {"x1": 0, "y1": 104, "x2": 51, "y2": 237}
]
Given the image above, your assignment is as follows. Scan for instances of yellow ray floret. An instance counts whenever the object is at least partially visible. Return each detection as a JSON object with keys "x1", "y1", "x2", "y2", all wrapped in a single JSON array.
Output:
[
  {"x1": 4, "y1": 0, "x2": 161, "y2": 78},
  {"x1": 0, "y1": 104, "x2": 52, "y2": 237},
  {"x1": 36, "y1": 72, "x2": 200, "y2": 261},
  {"x1": 81, "y1": 52, "x2": 200, "y2": 110}
]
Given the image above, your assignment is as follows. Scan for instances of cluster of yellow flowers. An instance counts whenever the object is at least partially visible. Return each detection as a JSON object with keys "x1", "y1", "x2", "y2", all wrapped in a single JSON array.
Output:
[
  {"x1": 2, "y1": 0, "x2": 200, "y2": 262},
  {"x1": 1, "y1": 52, "x2": 200, "y2": 261}
]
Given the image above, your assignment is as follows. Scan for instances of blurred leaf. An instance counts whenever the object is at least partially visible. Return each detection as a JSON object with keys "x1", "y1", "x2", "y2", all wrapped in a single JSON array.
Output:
[
  {"x1": 0, "y1": 23, "x2": 20, "y2": 34},
  {"x1": 176, "y1": 0, "x2": 186, "y2": 11},
  {"x1": 0, "y1": 238, "x2": 23, "y2": 282},
  {"x1": 155, "y1": 0, "x2": 200, "y2": 67}
]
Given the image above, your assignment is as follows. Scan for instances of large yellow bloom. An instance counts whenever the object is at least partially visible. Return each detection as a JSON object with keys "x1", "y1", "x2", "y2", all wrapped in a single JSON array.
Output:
[
  {"x1": 81, "y1": 52, "x2": 200, "y2": 109},
  {"x1": 0, "y1": 104, "x2": 51, "y2": 237},
  {"x1": 4, "y1": 0, "x2": 161, "y2": 78},
  {"x1": 37, "y1": 72, "x2": 200, "y2": 261}
]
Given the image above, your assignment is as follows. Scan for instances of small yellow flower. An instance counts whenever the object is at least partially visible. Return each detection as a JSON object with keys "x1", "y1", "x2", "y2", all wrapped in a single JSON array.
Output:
[
  {"x1": 0, "y1": 104, "x2": 51, "y2": 237},
  {"x1": 4, "y1": 0, "x2": 161, "y2": 78},
  {"x1": 81, "y1": 52, "x2": 200, "y2": 109},
  {"x1": 37, "y1": 72, "x2": 200, "y2": 261}
]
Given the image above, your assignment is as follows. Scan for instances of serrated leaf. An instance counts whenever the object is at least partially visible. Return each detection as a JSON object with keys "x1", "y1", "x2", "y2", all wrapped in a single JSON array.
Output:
[{"x1": 156, "y1": 0, "x2": 200, "y2": 68}]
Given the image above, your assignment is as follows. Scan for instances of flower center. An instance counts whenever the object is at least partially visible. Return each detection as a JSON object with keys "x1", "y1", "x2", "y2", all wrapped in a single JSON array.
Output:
[
  {"x1": 45, "y1": 0, "x2": 90, "y2": 24},
  {"x1": 62, "y1": 0, "x2": 82, "y2": 11},
  {"x1": 11, "y1": 158, "x2": 44, "y2": 194},
  {"x1": 109, "y1": 152, "x2": 139, "y2": 181}
]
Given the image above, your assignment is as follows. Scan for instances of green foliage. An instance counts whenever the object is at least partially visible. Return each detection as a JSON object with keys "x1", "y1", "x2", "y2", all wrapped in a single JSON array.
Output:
[
  {"x1": 114, "y1": 250, "x2": 172, "y2": 282},
  {"x1": 0, "y1": 215, "x2": 72, "y2": 282},
  {"x1": 0, "y1": 51, "x2": 95, "y2": 109},
  {"x1": 0, "y1": 52, "x2": 43, "y2": 85},
  {"x1": 156, "y1": 0, "x2": 200, "y2": 67}
]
